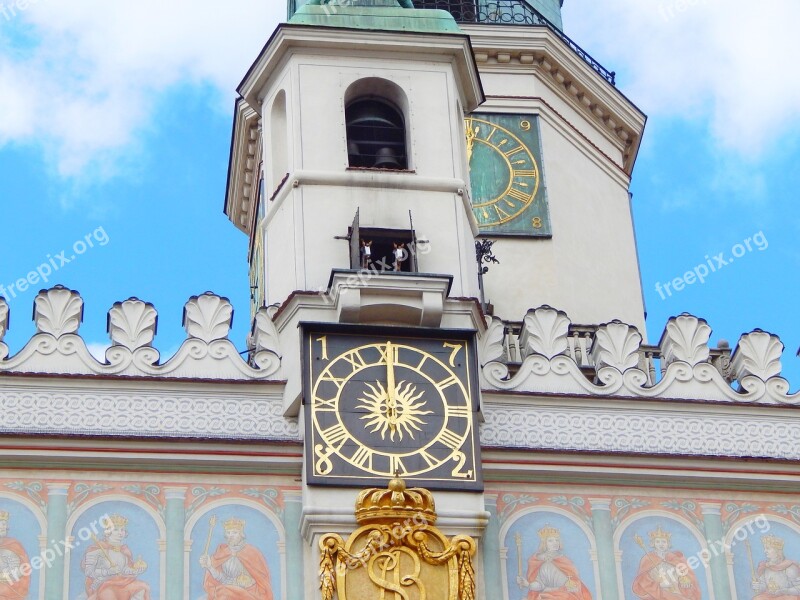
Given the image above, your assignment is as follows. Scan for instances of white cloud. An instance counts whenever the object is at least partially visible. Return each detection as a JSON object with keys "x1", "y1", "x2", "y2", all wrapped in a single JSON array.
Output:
[
  {"x1": 0, "y1": 0, "x2": 285, "y2": 176},
  {"x1": 563, "y1": 0, "x2": 800, "y2": 157}
]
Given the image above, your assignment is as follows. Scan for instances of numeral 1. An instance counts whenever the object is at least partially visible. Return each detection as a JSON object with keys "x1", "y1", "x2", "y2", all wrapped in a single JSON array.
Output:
[{"x1": 316, "y1": 336, "x2": 328, "y2": 361}]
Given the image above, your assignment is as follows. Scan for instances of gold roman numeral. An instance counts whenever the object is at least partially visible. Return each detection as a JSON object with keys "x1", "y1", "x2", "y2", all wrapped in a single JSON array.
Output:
[
  {"x1": 314, "y1": 397, "x2": 337, "y2": 411},
  {"x1": 503, "y1": 146, "x2": 524, "y2": 157},
  {"x1": 494, "y1": 205, "x2": 511, "y2": 220},
  {"x1": 351, "y1": 446, "x2": 374, "y2": 470},
  {"x1": 343, "y1": 350, "x2": 367, "y2": 371},
  {"x1": 390, "y1": 456, "x2": 408, "y2": 476},
  {"x1": 435, "y1": 375, "x2": 460, "y2": 392},
  {"x1": 322, "y1": 423, "x2": 349, "y2": 449},
  {"x1": 507, "y1": 188, "x2": 530, "y2": 203},
  {"x1": 448, "y1": 406, "x2": 471, "y2": 419},
  {"x1": 439, "y1": 429, "x2": 464, "y2": 451}
]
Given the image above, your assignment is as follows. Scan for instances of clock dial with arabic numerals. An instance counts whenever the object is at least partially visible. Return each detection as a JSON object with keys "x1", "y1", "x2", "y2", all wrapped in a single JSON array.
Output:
[{"x1": 302, "y1": 324, "x2": 482, "y2": 490}]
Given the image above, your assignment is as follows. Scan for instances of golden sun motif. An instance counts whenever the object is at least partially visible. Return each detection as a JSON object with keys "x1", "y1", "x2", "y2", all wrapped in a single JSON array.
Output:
[{"x1": 357, "y1": 380, "x2": 432, "y2": 442}]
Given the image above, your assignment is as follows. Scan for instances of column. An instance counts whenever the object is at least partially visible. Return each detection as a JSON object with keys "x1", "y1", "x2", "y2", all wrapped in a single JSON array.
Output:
[
  {"x1": 164, "y1": 487, "x2": 187, "y2": 600},
  {"x1": 700, "y1": 502, "x2": 732, "y2": 600},
  {"x1": 589, "y1": 498, "x2": 620, "y2": 600},
  {"x1": 482, "y1": 494, "x2": 503, "y2": 595},
  {"x1": 44, "y1": 482, "x2": 70, "y2": 600},
  {"x1": 283, "y1": 491, "x2": 304, "y2": 600}
]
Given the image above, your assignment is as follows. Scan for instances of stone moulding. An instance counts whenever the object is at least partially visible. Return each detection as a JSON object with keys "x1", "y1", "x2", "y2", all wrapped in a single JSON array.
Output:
[
  {"x1": 481, "y1": 311, "x2": 799, "y2": 406},
  {"x1": 0, "y1": 287, "x2": 283, "y2": 380}
]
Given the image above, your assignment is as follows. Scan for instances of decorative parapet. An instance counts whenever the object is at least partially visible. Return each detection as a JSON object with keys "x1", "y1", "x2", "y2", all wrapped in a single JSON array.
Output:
[
  {"x1": 183, "y1": 292, "x2": 234, "y2": 342},
  {"x1": 249, "y1": 307, "x2": 283, "y2": 377},
  {"x1": 0, "y1": 297, "x2": 7, "y2": 361},
  {"x1": 659, "y1": 314, "x2": 711, "y2": 367},
  {"x1": 108, "y1": 298, "x2": 157, "y2": 351},
  {"x1": 518, "y1": 305, "x2": 570, "y2": 359},
  {"x1": 731, "y1": 330, "x2": 783, "y2": 382},
  {"x1": 590, "y1": 320, "x2": 642, "y2": 373},
  {"x1": 0, "y1": 287, "x2": 283, "y2": 380},
  {"x1": 34, "y1": 286, "x2": 83, "y2": 337},
  {"x1": 480, "y1": 310, "x2": 799, "y2": 405}
]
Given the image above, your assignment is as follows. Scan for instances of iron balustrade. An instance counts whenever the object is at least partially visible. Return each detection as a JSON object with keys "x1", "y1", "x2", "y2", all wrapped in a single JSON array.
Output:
[{"x1": 415, "y1": 0, "x2": 616, "y2": 85}]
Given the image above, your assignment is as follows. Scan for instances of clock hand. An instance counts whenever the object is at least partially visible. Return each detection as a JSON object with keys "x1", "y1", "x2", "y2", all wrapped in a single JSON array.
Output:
[
  {"x1": 385, "y1": 341, "x2": 397, "y2": 432},
  {"x1": 466, "y1": 124, "x2": 479, "y2": 165}
]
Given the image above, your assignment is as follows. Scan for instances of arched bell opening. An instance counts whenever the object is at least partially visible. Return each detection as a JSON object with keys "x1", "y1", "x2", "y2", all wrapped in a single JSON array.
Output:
[{"x1": 346, "y1": 98, "x2": 408, "y2": 170}]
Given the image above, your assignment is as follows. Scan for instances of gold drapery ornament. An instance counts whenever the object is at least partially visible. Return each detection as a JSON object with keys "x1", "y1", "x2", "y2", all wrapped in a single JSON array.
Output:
[{"x1": 319, "y1": 478, "x2": 478, "y2": 600}]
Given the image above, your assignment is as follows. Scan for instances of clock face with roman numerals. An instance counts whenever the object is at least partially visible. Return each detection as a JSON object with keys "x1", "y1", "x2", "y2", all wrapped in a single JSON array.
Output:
[
  {"x1": 465, "y1": 113, "x2": 552, "y2": 237},
  {"x1": 302, "y1": 324, "x2": 482, "y2": 490}
]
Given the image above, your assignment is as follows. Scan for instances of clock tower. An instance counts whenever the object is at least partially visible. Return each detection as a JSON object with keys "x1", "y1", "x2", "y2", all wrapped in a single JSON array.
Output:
[{"x1": 225, "y1": 0, "x2": 647, "y2": 591}]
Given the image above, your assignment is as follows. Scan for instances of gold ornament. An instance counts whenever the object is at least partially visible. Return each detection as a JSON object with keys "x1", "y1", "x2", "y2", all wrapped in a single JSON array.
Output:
[{"x1": 319, "y1": 478, "x2": 477, "y2": 600}]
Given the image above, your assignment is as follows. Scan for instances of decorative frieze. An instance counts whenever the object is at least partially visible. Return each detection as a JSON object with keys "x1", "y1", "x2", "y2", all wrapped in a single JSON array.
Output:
[
  {"x1": 0, "y1": 385, "x2": 298, "y2": 441},
  {"x1": 481, "y1": 402, "x2": 800, "y2": 460}
]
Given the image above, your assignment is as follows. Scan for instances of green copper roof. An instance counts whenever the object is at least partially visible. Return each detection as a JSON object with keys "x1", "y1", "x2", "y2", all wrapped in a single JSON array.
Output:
[{"x1": 290, "y1": 0, "x2": 462, "y2": 34}]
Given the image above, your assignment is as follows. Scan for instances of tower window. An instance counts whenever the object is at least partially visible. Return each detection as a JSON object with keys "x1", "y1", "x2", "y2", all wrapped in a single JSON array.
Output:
[{"x1": 346, "y1": 99, "x2": 408, "y2": 170}]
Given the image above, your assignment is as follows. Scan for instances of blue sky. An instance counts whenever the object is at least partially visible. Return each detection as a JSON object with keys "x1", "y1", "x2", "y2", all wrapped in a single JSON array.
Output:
[{"x1": 0, "y1": 0, "x2": 798, "y2": 386}]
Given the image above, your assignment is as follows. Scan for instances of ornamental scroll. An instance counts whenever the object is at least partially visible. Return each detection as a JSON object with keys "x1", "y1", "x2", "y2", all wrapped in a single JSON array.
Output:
[{"x1": 319, "y1": 478, "x2": 477, "y2": 600}]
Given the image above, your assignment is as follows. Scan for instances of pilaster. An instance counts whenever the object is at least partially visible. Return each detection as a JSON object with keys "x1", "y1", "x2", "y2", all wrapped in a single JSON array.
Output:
[
  {"x1": 44, "y1": 483, "x2": 70, "y2": 600},
  {"x1": 482, "y1": 494, "x2": 502, "y2": 597},
  {"x1": 700, "y1": 502, "x2": 731, "y2": 600},
  {"x1": 589, "y1": 498, "x2": 619, "y2": 600},
  {"x1": 283, "y1": 491, "x2": 304, "y2": 600},
  {"x1": 164, "y1": 487, "x2": 187, "y2": 600}
]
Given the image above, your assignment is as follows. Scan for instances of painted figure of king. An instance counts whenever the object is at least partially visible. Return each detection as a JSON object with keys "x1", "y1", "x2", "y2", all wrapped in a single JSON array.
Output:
[
  {"x1": 632, "y1": 526, "x2": 700, "y2": 600},
  {"x1": 81, "y1": 514, "x2": 151, "y2": 600},
  {"x1": 0, "y1": 511, "x2": 30, "y2": 598},
  {"x1": 752, "y1": 535, "x2": 800, "y2": 599},
  {"x1": 200, "y1": 517, "x2": 273, "y2": 600},
  {"x1": 516, "y1": 525, "x2": 593, "y2": 599}
]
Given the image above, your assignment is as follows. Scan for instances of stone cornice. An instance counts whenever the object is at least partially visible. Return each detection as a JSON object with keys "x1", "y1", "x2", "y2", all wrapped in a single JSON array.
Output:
[
  {"x1": 462, "y1": 24, "x2": 646, "y2": 174},
  {"x1": 239, "y1": 24, "x2": 484, "y2": 116},
  {"x1": 224, "y1": 99, "x2": 262, "y2": 236}
]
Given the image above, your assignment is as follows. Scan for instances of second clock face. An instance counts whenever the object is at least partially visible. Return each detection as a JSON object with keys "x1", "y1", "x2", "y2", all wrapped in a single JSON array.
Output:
[
  {"x1": 303, "y1": 324, "x2": 481, "y2": 490},
  {"x1": 465, "y1": 113, "x2": 552, "y2": 237}
]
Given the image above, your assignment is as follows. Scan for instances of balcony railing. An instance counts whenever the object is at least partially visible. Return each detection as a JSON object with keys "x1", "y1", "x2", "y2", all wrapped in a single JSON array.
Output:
[{"x1": 415, "y1": 0, "x2": 616, "y2": 86}]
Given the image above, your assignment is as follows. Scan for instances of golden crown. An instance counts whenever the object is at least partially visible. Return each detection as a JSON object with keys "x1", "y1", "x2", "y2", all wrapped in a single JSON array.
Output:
[
  {"x1": 223, "y1": 518, "x2": 246, "y2": 531},
  {"x1": 538, "y1": 525, "x2": 560, "y2": 540},
  {"x1": 649, "y1": 526, "x2": 671, "y2": 544},
  {"x1": 762, "y1": 535, "x2": 784, "y2": 550},
  {"x1": 355, "y1": 478, "x2": 437, "y2": 526},
  {"x1": 0, "y1": 511, "x2": 8, "y2": 522},
  {"x1": 107, "y1": 515, "x2": 128, "y2": 529}
]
